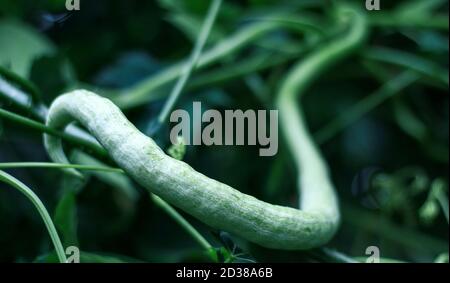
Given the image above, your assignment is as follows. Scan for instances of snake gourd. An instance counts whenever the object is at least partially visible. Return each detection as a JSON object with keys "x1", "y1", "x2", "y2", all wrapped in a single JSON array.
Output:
[{"x1": 44, "y1": 6, "x2": 367, "y2": 250}]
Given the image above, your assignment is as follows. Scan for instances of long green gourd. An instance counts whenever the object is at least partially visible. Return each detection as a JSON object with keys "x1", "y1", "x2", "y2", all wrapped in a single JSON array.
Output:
[
  {"x1": 276, "y1": 5, "x2": 367, "y2": 236},
  {"x1": 44, "y1": 6, "x2": 367, "y2": 250}
]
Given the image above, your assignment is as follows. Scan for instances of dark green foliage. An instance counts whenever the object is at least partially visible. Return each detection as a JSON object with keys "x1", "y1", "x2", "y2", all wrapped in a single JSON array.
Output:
[{"x1": 0, "y1": 0, "x2": 448, "y2": 263}]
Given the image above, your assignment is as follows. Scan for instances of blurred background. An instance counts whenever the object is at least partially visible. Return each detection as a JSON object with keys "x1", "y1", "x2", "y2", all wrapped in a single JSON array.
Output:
[{"x1": 0, "y1": 0, "x2": 448, "y2": 262}]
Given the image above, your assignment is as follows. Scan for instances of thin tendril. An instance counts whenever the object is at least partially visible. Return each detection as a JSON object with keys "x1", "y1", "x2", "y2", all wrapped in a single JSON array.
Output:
[
  {"x1": 0, "y1": 170, "x2": 67, "y2": 263},
  {"x1": 151, "y1": 0, "x2": 222, "y2": 135}
]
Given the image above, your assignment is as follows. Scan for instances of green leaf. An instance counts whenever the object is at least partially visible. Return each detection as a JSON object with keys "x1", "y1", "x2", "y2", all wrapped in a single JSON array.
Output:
[
  {"x1": 29, "y1": 54, "x2": 77, "y2": 105},
  {"x1": 0, "y1": 20, "x2": 55, "y2": 78},
  {"x1": 94, "y1": 52, "x2": 162, "y2": 89}
]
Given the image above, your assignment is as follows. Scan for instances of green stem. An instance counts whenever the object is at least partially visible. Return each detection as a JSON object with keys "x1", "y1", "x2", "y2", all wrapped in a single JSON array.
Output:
[
  {"x1": 0, "y1": 108, "x2": 108, "y2": 157},
  {"x1": 0, "y1": 66, "x2": 42, "y2": 103},
  {"x1": 0, "y1": 170, "x2": 67, "y2": 263},
  {"x1": 320, "y1": 248, "x2": 360, "y2": 263},
  {"x1": 151, "y1": 194, "x2": 217, "y2": 262},
  {"x1": 155, "y1": 0, "x2": 222, "y2": 128},
  {"x1": 0, "y1": 75, "x2": 47, "y2": 118},
  {"x1": 0, "y1": 162, "x2": 123, "y2": 173}
]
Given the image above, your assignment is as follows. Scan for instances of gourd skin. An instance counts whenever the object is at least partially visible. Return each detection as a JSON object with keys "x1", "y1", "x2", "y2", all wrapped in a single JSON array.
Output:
[{"x1": 44, "y1": 90, "x2": 338, "y2": 250}]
